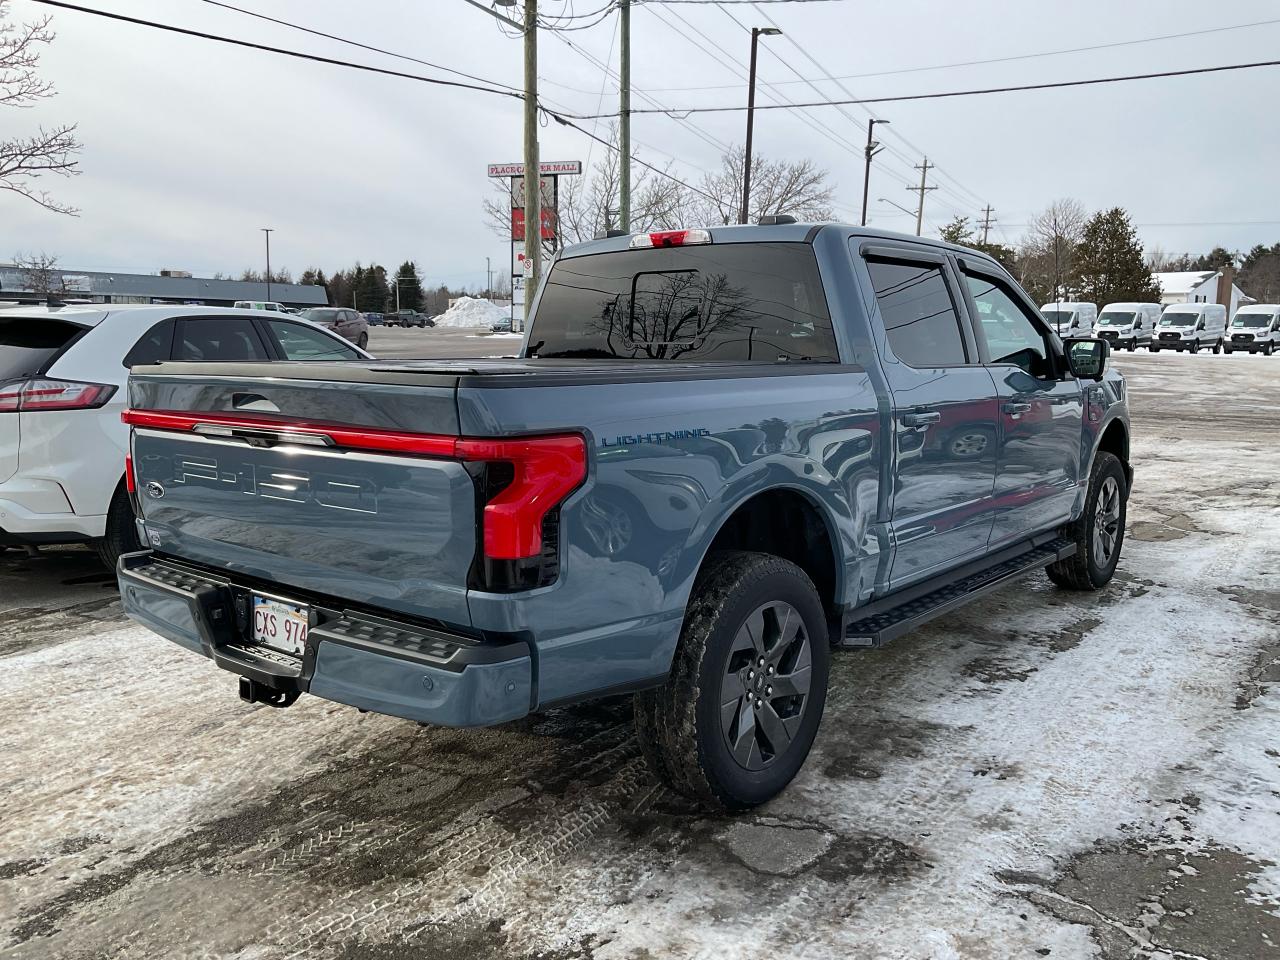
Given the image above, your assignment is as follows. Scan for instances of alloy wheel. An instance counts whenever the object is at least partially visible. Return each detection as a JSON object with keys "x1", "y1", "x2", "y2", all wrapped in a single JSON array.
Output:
[
  {"x1": 718, "y1": 601, "x2": 813, "y2": 771},
  {"x1": 1092, "y1": 476, "x2": 1122, "y2": 569}
]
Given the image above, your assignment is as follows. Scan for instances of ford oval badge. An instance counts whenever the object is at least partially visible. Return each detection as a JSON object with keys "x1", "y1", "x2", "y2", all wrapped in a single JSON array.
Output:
[{"x1": 146, "y1": 481, "x2": 165, "y2": 500}]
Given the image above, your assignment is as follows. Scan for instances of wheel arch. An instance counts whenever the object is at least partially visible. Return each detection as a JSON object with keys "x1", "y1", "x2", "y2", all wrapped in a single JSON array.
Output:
[
  {"x1": 691, "y1": 485, "x2": 845, "y2": 629},
  {"x1": 1092, "y1": 417, "x2": 1132, "y2": 489}
]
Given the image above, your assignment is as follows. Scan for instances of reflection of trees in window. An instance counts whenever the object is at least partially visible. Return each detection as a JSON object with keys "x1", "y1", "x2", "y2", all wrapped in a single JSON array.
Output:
[{"x1": 586, "y1": 270, "x2": 755, "y2": 360}]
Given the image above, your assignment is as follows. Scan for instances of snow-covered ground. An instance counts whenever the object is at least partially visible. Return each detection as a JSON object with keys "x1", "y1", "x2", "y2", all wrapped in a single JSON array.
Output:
[{"x1": 1, "y1": 351, "x2": 1277, "y2": 960}]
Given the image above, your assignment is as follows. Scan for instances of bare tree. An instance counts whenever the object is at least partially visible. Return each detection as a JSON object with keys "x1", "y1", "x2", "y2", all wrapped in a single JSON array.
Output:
[
  {"x1": 1017, "y1": 198, "x2": 1087, "y2": 303},
  {"x1": 13, "y1": 250, "x2": 58, "y2": 296},
  {"x1": 687, "y1": 148, "x2": 835, "y2": 227},
  {"x1": 1, "y1": 1, "x2": 80, "y2": 215}
]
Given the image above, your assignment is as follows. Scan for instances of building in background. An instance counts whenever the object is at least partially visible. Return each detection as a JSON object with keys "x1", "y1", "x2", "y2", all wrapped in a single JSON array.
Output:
[
  {"x1": 1153, "y1": 269, "x2": 1252, "y2": 318},
  {"x1": 0, "y1": 264, "x2": 328, "y2": 309}
]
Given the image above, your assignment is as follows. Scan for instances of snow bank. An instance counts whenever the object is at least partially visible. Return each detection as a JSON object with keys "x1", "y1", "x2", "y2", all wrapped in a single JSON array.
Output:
[{"x1": 433, "y1": 297, "x2": 510, "y2": 329}]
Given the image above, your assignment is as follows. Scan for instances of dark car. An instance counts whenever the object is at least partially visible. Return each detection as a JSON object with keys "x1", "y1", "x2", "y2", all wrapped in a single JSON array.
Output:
[
  {"x1": 390, "y1": 309, "x2": 431, "y2": 328},
  {"x1": 299, "y1": 308, "x2": 369, "y2": 349}
]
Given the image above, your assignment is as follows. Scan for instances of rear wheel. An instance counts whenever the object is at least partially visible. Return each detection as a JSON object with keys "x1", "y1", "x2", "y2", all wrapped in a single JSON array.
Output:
[
  {"x1": 357, "y1": 332, "x2": 369, "y2": 350},
  {"x1": 1047, "y1": 451, "x2": 1127, "y2": 591},
  {"x1": 96, "y1": 483, "x2": 143, "y2": 569},
  {"x1": 1212, "y1": 339, "x2": 1222, "y2": 354},
  {"x1": 634, "y1": 552, "x2": 830, "y2": 810}
]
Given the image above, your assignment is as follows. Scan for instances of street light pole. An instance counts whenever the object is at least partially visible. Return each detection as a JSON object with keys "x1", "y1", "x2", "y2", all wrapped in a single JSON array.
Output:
[
  {"x1": 486, "y1": 256, "x2": 492, "y2": 298},
  {"x1": 261, "y1": 228, "x2": 273, "y2": 301},
  {"x1": 860, "y1": 119, "x2": 889, "y2": 226},
  {"x1": 740, "y1": 26, "x2": 781, "y2": 225}
]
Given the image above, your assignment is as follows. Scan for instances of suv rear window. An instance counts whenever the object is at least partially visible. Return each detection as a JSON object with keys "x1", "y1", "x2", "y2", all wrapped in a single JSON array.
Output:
[
  {"x1": 530, "y1": 242, "x2": 838, "y2": 362},
  {"x1": 0, "y1": 316, "x2": 87, "y2": 380}
]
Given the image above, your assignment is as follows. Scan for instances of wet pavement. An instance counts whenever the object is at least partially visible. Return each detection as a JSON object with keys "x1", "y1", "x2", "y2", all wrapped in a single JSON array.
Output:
[{"x1": 1, "y1": 350, "x2": 1277, "y2": 959}]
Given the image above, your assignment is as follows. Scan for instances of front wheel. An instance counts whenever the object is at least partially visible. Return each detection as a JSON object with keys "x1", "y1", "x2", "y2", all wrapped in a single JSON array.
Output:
[
  {"x1": 1047, "y1": 451, "x2": 1128, "y2": 591},
  {"x1": 1266, "y1": 342, "x2": 1275, "y2": 357},
  {"x1": 1212, "y1": 339, "x2": 1222, "y2": 355},
  {"x1": 1189, "y1": 340, "x2": 1200, "y2": 354},
  {"x1": 634, "y1": 552, "x2": 830, "y2": 810},
  {"x1": 1127, "y1": 339, "x2": 1136, "y2": 351},
  {"x1": 1150, "y1": 346, "x2": 1160, "y2": 353}
]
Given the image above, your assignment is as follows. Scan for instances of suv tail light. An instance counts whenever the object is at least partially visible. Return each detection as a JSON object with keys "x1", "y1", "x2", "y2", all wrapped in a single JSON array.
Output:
[
  {"x1": 0, "y1": 378, "x2": 117, "y2": 412},
  {"x1": 629, "y1": 228, "x2": 712, "y2": 249}
]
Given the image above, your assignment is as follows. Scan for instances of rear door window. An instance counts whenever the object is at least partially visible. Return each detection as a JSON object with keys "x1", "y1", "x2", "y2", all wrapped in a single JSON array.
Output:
[
  {"x1": 0, "y1": 316, "x2": 87, "y2": 380},
  {"x1": 174, "y1": 318, "x2": 272, "y2": 362},
  {"x1": 531, "y1": 242, "x2": 838, "y2": 362},
  {"x1": 123, "y1": 319, "x2": 176, "y2": 367},
  {"x1": 266, "y1": 320, "x2": 359, "y2": 360},
  {"x1": 864, "y1": 257, "x2": 968, "y2": 367}
]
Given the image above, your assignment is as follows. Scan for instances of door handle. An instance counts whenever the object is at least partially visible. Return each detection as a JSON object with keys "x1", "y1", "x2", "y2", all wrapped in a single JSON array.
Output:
[
  {"x1": 902, "y1": 411, "x2": 941, "y2": 428},
  {"x1": 1002, "y1": 401, "x2": 1032, "y2": 415}
]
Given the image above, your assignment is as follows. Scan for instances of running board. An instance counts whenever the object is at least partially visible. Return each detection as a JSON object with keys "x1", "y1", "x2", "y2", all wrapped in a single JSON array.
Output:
[{"x1": 841, "y1": 537, "x2": 1076, "y2": 649}]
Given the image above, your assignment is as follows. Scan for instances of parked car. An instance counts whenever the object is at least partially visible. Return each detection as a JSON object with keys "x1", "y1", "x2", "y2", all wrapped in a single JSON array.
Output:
[
  {"x1": 363, "y1": 312, "x2": 385, "y2": 327},
  {"x1": 386, "y1": 309, "x2": 430, "y2": 328},
  {"x1": 1151, "y1": 302, "x2": 1227, "y2": 353},
  {"x1": 117, "y1": 224, "x2": 1129, "y2": 810},
  {"x1": 491, "y1": 314, "x2": 514, "y2": 333},
  {"x1": 0, "y1": 305, "x2": 370, "y2": 567},
  {"x1": 1223, "y1": 304, "x2": 1280, "y2": 355},
  {"x1": 1095, "y1": 302, "x2": 1161, "y2": 351},
  {"x1": 1039, "y1": 301, "x2": 1097, "y2": 336},
  {"x1": 300, "y1": 307, "x2": 370, "y2": 349}
]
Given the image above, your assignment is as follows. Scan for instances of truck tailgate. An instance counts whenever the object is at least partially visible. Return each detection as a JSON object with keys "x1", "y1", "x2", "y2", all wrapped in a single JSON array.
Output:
[{"x1": 126, "y1": 369, "x2": 475, "y2": 626}]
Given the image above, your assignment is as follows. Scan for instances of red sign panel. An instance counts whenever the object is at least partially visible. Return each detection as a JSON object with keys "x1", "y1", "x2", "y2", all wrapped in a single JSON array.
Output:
[{"x1": 511, "y1": 207, "x2": 557, "y2": 242}]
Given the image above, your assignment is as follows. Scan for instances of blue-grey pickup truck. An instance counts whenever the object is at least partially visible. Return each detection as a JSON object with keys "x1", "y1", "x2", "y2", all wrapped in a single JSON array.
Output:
[{"x1": 118, "y1": 223, "x2": 1130, "y2": 808}]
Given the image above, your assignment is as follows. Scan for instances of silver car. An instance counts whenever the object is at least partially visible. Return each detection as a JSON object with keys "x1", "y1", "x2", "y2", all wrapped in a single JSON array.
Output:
[{"x1": 300, "y1": 307, "x2": 369, "y2": 350}]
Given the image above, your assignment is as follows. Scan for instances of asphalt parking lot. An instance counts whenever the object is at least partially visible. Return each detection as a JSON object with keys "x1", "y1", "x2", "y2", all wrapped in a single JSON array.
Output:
[{"x1": 2, "y1": 345, "x2": 1277, "y2": 959}]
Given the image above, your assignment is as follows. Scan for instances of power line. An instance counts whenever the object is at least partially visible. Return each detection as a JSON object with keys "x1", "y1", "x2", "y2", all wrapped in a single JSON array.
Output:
[
  {"x1": 637, "y1": 16, "x2": 1280, "y2": 91},
  {"x1": 196, "y1": 0, "x2": 522, "y2": 92},
  {"x1": 30, "y1": 0, "x2": 723, "y2": 205},
  {"x1": 564, "y1": 58, "x2": 1280, "y2": 116},
  {"x1": 33, "y1": 0, "x2": 523, "y2": 100}
]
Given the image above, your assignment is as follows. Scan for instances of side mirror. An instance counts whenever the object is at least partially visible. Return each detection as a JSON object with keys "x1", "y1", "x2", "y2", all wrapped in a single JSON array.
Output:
[{"x1": 1065, "y1": 337, "x2": 1108, "y2": 381}]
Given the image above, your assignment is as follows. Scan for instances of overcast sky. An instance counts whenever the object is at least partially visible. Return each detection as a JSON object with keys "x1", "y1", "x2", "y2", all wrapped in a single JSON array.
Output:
[{"x1": 6, "y1": 0, "x2": 1279, "y2": 288}]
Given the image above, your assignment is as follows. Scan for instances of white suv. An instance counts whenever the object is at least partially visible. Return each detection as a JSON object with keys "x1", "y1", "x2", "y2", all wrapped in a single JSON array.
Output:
[{"x1": 0, "y1": 305, "x2": 371, "y2": 566}]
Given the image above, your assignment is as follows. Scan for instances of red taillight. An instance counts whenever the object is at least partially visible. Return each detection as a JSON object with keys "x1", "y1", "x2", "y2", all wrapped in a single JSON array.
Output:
[
  {"x1": 0, "y1": 378, "x2": 116, "y2": 412},
  {"x1": 629, "y1": 228, "x2": 712, "y2": 249},
  {"x1": 457, "y1": 436, "x2": 587, "y2": 560},
  {"x1": 121, "y1": 409, "x2": 587, "y2": 562},
  {"x1": 124, "y1": 453, "x2": 136, "y2": 494}
]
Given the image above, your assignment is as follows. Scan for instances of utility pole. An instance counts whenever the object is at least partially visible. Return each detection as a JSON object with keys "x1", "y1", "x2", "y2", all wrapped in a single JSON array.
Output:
[
  {"x1": 860, "y1": 119, "x2": 889, "y2": 226},
  {"x1": 522, "y1": 0, "x2": 539, "y2": 332},
  {"x1": 740, "y1": 26, "x2": 781, "y2": 225},
  {"x1": 486, "y1": 256, "x2": 493, "y2": 298},
  {"x1": 979, "y1": 205, "x2": 997, "y2": 245},
  {"x1": 261, "y1": 228, "x2": 273, "y2": 301},
  {"x1": 907, "y1": 157, "x2": 936, "y2": 237},
  {"x1": 618, "y1": 0, "x2": 631, "y2": 231}
]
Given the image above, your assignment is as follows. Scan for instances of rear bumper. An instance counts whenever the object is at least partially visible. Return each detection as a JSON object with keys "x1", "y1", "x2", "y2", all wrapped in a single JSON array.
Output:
[
  {"x1": 0, "y1": 478, "x2": 105, "y2": 542},
  {"x1": 117, "y1": 552, "x2": 533, "y2": 727}
]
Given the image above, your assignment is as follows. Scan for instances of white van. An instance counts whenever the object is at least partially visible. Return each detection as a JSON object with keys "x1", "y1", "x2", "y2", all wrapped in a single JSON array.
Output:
[
  {"x1": 1151, "y1": 303, "x2": 1227, "y2": 353},
  {"x1": 1096, "y1": 302, "x2": 1161, "y2": 351},
  {"x1": 1039, "y1": 302, "x2": 1097, "y2": 336},
  {"x1": 1224, "y1": 304, "x2": 1280, "y2": 355},
  {"x1": 233, "y1": 300, "x2": 289, "y2": 312}
]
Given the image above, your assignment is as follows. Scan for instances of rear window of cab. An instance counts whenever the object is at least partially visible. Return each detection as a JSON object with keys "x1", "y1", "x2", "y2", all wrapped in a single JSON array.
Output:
[{"x1": 530, "y1": 242, "x2": 838, "y2": 362}]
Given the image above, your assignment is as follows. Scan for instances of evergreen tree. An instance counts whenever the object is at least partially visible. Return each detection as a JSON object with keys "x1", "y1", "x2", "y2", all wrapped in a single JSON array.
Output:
[
  {"x1": 392, "y1": 261, "x2": 424, "y2": 312},
  {"x1": 1188, "y1": 246, "x2": 1236, "y2": 271},
  {"x1": 356, "y1": 263, "x2": 387, "y2": 313},
  {"x1": 939, "y1": 216, "x2": 974, "y2": 245},
  {"x1": 1075, "y1": 207, "x2": 1161, "y2": 305},
  {"x1": 1239, "y1": 243, "x2": 1280, "y2": 301}
]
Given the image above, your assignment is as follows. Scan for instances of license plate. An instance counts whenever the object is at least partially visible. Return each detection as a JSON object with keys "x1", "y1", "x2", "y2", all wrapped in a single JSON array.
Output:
[{"x1": 251, "y1": 595, "x2": 309, "y2": 656}]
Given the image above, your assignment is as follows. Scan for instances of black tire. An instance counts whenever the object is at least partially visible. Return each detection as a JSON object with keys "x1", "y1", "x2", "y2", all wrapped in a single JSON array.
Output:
[
  {"x1": 1190, "y1": 340, "x2": 1200, "y2": 354},
  {"x1": 96, "y1": 483, "x2": 143, "y2": 569},
  {"x1": 1212, "y1": 339, "x2": 1222, "y2": 355},
  {"x1": 357, "y1": 332, "x2": 369, "y2": 350},
  {"x1": 634, "y1": 551, "x2": 830, "y2": 810},
  {"x1": 1047, "y1": 451, "x2": 1127, "y2": 591},
  {"x1": 1224, "y1": 348, "x2": 1233, "y2": 355},
  {"x1": 1150, "y1": 346, "x2": 1159, "y2": 353},
  {"x1": 1266, "y1": 343, "x2": 1274, "y2": 357}
]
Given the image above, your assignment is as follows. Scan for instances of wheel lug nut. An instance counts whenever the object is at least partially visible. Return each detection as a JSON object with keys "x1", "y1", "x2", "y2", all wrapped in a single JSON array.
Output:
[
  {"x1": 767, "y1": 666, "x2": 774, "y2": 675},
  {"x1": 758, "y1": 657, "x2": 765, "y2": 666},
  {"x1": 766, "y1": 685, "x2": 772, "y2": 695},
  {"x1": 748, "y1": 669, "x2": 754, "y2": 680},
  {"x1": 753, "y1": 698, "x2": 761, "y2": 709}
]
